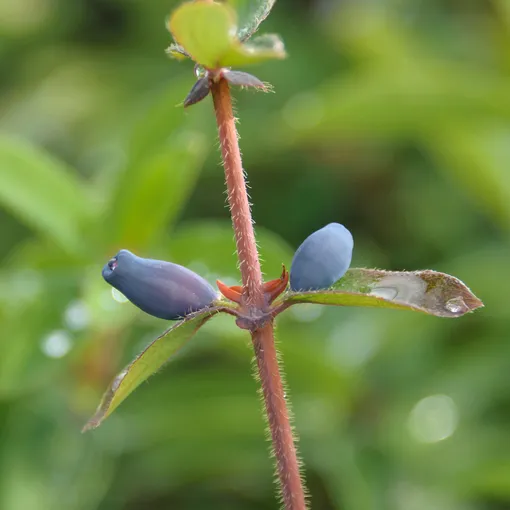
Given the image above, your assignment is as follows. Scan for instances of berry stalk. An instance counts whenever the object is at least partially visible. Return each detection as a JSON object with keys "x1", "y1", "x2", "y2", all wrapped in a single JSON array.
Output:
[{"x1": 210, "y1": 77, "x2": 307, "y2": 510}]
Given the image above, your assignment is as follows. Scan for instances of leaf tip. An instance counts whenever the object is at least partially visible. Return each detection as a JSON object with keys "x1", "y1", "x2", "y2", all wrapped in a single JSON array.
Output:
[
  {"x1": 81, "y1": 415, "x2": 102, "y2": 433},
  {"x1": 417, "y1": 270, "x2": 484, "y2": 317}
]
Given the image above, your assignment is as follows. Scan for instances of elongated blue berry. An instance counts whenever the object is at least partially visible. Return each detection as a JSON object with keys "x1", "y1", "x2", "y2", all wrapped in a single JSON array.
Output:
[
  {"x1": 290, "y1": 223, "x2": 354, "y2": 291},
  {"x1": 102, "y1": 250, "x2": 217, "y2": 320}
]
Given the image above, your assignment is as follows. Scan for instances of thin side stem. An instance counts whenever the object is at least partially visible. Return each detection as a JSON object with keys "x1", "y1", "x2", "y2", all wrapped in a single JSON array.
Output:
[
  {"x1": 210, "y1": 77, "x2": 307, "y2": 510},
  {"x1": 252, "y1": 323, "x2": 306, "y2": 510}
]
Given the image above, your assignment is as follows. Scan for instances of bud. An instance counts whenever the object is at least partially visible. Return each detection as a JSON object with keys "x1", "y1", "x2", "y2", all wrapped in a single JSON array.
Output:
[
  {"x1": 290, "y1": 223, "x2": 354, "y2": 291},
  {"x1": 183, "y1": 76, "x2": 210, "y2": 107},
  {"x1": 102, "y1": 250, "x2": 217, "y2": 320}
]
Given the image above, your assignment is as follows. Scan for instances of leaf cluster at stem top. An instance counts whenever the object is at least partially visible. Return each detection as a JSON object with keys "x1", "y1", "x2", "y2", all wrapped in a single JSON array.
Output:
[{"x1": 166, "y1": 0, "x2": 285, "y2": 70}]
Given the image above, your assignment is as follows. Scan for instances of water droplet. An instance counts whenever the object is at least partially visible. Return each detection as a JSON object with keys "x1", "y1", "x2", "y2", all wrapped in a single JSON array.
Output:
[
  {"x1": 407, "y1": 394, "x2": 458, "y2": 443},
  {"x1": 41, "y1": 330, "x2": 72, "y2": 358},
  {"x1": 112, "y1": 369, "x2": 128, "y2": 391},
  {"x1": 370, "y1": 274, "x2": 426, "y2": 306},
  {"x1": 112, "y1": 288, "x2": 129, "y2": 303},
  {"x1": 445, "y1": 297, "x2": 468, "y2": 315},
  {"x1": 64, "y1": 300, "x2": 90, "y2": 330},
  {"x1": 369, "y1": 286, "x2": 398, "y2": 300}
]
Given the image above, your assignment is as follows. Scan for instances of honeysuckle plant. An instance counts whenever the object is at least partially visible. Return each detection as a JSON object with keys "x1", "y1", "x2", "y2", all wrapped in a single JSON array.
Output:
[{"x1": 84, "y1": 1, "x2": 484, "y2": 509}]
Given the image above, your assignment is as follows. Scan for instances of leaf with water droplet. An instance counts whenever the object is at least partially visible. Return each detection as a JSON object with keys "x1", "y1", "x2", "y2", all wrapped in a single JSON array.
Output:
[
  {"x1": 167, "y1": 3, "x2": 285, "y2": 69},
  {"x1": 82, "y1": 308, "x2": 222, "y2": 431},
  {"x1": 277, "y1": 269, "x2": 483, "y2": 318}
]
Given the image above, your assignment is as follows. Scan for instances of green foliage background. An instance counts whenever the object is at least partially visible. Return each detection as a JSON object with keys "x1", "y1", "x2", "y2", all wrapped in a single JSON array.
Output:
[{"x1": 0, "y1": 0, "x2": 507, "y2": 508}]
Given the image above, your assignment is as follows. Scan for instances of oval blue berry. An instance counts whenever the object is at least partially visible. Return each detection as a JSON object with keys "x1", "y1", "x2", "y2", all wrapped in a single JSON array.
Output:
[
  {"x1": 102, "y1": 250, "x2": 217, "y2": 320},
  {"x1": 290, "y1": 223, "x2": 354, "y2": 292}
]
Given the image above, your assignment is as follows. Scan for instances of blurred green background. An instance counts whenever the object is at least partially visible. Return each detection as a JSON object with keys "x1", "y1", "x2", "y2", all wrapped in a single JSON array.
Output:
[{"x1": 0, "y1": 0, "x2": 507, "y2": 508}]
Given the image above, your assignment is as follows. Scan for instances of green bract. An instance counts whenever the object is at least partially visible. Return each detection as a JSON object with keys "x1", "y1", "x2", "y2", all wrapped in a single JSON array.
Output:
[{"x1": 167, "y1": 1, "x2": 285, "y2": 69}]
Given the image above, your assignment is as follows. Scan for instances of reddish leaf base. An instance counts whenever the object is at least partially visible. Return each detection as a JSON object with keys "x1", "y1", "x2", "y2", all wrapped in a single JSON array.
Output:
[{"x1": 217, "y1": 265, "x2": 289, "y2": 306}]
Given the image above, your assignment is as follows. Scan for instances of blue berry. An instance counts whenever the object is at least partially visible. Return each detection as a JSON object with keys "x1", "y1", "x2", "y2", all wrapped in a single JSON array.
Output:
[
  {"x1": 290, "y1": 223, "x2": 353, "y2": 291},
  {"x1": 102, "y1": 250, "x2": 217, "y2": 320}
]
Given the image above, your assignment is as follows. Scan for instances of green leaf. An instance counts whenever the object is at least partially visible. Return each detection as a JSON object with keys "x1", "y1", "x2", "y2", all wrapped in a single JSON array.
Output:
[
  {"x1": 168, "y1": 2, "x2": 285, "y2": 69},
  {"x1": 233, "y1": 0, "x2": 277, "y2": 41},
  {"x1": 280, "y1": 268, "x2": 483, "y2": 318},
  {"x1": 168, "y1": 2, "x2": 235, "y2": 69},
  {"x1": 109, "y1": 130, "x2": 208, "y2": 249},
  {"x1": 221, "y1": 33, "x2": 286, "y2": 68},
  {"x1": 83, "y1": 309, "x2": 222, "y2": 431},
  {"x1": 0, "y1": 137, "x2": 91, "y2": 253}
]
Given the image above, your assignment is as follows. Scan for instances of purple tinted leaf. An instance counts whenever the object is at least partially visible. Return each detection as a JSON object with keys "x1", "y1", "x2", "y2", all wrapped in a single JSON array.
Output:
[
  {"x1": 223, "y1": 70, "x2": 269, "y2": 90},
  {"x1": 183, "y1": 77, "x2": 211, "y2": 107},
  {"x1": 278, "y1": 268, "x2": 483, "y2": 318}
]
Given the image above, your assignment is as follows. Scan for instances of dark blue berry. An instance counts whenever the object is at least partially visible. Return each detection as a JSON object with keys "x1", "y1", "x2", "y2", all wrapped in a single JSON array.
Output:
[
  {"x1": 102, "y1": 250, "x2": 217, "y2": 320},
  {"x1": 290, "y1": 223, "x2": 353, "y2": 291}
]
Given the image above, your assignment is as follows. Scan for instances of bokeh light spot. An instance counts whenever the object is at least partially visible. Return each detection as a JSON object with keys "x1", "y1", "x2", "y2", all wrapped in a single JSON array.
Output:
[
  {"x1": 408, "y1": 394, "x2": 458, "y2": 443},
  {"x1": 64, "y1": 300, "x2": 90, "y2": 331},
  {"x1": 40, "y1": 330, "x2": 72, "y2": 359}
]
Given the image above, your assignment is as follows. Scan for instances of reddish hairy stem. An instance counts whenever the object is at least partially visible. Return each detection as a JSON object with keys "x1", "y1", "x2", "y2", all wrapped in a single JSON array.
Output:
[
  {"x1": 252, "y1": 323, "x2": 307, "y2": 510},
  {"x1": 211, "y1": 78, "x2": 263, "y2": 306},
  {"x1": 210, "y1": 78, "x2": 307, "y2": 509}
]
